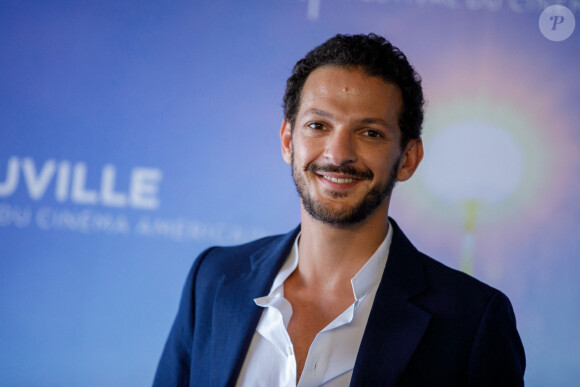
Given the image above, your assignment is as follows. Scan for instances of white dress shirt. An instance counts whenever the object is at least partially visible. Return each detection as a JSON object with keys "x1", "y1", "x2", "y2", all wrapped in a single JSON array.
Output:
[{"x1": 236, "y1": 223, "x2": 393, "y2": 387}]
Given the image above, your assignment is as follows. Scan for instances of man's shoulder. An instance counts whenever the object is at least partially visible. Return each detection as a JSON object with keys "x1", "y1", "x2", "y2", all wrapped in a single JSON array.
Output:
[
  {"x1": 206, "y1": 232, "x2": 288, "y2": 257},
  {"x1": 412, "y1": 250, "x2": 512, "y2": 322},
  {"x1": 192, "y1": 227, "x2": 299, "y2": 278},
  {"x1": 390, "y1": 219, "x2": 500, "y2": 305},
  {"x1": 422, "y1": 252, "x2": 497, "y2": 297}
]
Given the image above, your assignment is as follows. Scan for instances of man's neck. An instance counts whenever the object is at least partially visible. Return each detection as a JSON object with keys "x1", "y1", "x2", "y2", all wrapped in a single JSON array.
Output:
[{"x1": 296, "y1": 202, "x2": 391, "y2": 288}]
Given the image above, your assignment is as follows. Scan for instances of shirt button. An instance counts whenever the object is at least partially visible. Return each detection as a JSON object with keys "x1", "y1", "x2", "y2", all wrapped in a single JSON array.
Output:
[{"x1": 286, "y1": 345, "x2": 293, "y2": 356}]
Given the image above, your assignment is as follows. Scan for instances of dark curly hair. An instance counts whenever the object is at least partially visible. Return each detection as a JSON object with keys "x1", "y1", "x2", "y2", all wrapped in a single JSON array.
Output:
[{"x1": 283, "y1": 33, "x2": 424, "y2": 148}]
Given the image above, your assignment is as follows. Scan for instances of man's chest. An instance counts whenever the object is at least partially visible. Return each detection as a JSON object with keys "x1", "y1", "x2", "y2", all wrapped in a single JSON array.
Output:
[{"x1": 285, "y1": 294, "x2": 354, "y2": 381}]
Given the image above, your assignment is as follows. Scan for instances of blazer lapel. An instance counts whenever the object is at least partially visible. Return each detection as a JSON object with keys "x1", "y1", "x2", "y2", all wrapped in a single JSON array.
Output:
[
  {"x1": 209, "y1": 227, "x2": 300, "y2": 387},
  {"x1": 351, "y1": 219, "x2": 431, "y2": 386}
]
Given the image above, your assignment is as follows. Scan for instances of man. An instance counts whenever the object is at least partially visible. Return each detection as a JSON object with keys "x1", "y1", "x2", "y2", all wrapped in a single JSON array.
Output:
[{"x1": 154, "y1": 33, "x2": 525, "y2": 386}]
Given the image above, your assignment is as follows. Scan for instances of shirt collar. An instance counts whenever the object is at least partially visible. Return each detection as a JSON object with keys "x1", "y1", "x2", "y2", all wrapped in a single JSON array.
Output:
[
  {"x1": 351, "y1": 221, "x2": 393, "y2": 301},
  {"x1": 267, "y1": 233, "x2": 300, "y2": 295}
]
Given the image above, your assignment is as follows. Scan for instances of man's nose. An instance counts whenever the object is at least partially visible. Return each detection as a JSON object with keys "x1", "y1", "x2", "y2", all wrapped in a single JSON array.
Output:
[{"x1": 323, "y1": 129, "x2": 357, "y2": 166}]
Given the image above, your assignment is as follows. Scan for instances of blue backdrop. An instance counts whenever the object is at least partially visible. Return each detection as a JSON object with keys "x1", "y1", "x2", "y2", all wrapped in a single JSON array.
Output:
[{"x1": 1, "y1": 1, "x2": 579, "y2": 385}]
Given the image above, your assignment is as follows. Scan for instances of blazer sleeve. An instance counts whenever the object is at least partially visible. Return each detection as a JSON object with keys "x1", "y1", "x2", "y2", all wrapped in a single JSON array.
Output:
[
  {"x1": 466, "y1": 291, "x2": 526, "y2": 386},
  {"x1": 152, "y1": 247, "x2": 215, "y2": 387}
]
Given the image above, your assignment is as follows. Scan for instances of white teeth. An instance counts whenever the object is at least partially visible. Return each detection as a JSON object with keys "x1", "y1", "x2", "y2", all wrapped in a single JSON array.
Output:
[{"x1": 323, "y1": 176, "x2": 355, "y2": 184}]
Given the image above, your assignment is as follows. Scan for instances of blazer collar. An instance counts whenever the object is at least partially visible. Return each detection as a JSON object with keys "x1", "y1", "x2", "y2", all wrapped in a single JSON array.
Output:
[
  {"x1": 350, "y1": 218, "x2": 431, "y2": 386},
  {"x1": 210, "y1": 226, "x2": 300, "y2": 386}
]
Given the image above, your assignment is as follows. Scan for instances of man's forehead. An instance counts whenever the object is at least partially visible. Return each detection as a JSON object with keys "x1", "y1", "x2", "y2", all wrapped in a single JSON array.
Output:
[
  {"x1": 303, "y1": 65, "x2": 396, "y2": 88},
  {"x1": 299, "y1": 66, "x2": 400, "y2": 99},
  {"x1": 296, "y1": 66, "x2": 403, "y2": 121}
]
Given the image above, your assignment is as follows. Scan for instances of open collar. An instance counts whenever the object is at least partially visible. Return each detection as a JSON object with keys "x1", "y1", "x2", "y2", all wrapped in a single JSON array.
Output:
[{"x1": 207, "y1": 219, "x2": 431, "y2": 387}]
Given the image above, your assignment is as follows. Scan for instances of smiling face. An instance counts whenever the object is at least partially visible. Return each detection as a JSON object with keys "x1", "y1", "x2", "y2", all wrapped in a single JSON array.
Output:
[{"x1": 281, "y1": 65, "x2": 423, "y2": 226}]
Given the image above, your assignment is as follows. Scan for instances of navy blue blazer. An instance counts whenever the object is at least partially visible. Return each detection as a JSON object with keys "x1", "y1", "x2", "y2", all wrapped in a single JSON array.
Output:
[{"x1": 154, "y1": 219, "x2": 525, "y2": 386}]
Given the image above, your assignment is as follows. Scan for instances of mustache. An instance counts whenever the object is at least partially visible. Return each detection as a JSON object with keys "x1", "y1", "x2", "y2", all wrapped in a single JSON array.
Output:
[{"x1": 304, "y1": 163, "x2": 374, "y2": 180}]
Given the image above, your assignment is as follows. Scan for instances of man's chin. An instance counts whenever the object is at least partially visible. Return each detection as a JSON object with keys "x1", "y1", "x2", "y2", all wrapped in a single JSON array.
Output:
[{"x1": 303, "y1": 201, "x2": 370, "y2": 226}]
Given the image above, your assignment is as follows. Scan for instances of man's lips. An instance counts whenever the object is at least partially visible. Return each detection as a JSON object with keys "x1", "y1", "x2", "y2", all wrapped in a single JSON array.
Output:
[
  {"x1": 319, "y1": 174, "x2": 359, "y2": 184},
  {"x1": 305, "y1": 163, "x2": 374, "y2": 182}
]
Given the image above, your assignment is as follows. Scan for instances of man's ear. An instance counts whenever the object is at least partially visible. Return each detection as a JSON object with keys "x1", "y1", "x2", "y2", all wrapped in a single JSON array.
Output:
[
  {"x1": 397, "y1": 137, "x2": 424, "y2": 182},
  {"x1": 280, "y1": 119, "x2": 292, "y2": 165}
]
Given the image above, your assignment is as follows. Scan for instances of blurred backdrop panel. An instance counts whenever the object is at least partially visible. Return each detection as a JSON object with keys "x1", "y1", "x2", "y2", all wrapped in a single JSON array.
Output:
[{"x1": 1, "y1": 1, "x2": 578, "y2": 386}]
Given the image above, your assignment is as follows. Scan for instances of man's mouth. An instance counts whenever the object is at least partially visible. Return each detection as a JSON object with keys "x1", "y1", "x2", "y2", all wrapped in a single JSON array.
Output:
[
  {"x1": 321, "y1": 175, "x2": 357, "y2": 184},
  {"x1": 305, "y1": 163, "x2": 374, "y2": 182}
]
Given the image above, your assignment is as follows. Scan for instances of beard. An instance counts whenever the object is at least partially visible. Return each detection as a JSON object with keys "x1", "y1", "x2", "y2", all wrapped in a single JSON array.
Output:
[{"x1": 291, "y1": 152, "x2": 399, "y2": 226}]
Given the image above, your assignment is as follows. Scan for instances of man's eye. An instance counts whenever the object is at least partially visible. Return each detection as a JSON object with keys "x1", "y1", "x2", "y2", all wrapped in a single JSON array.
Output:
[
  {"x1": 363, "y1": 130, "x2": 382, "y2": 138},
  {"x1": 307, "y1": 122, "x2": 325, "y2": 130}
]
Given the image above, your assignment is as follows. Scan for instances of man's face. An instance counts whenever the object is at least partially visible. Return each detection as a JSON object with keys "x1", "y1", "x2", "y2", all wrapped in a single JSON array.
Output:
[{"x1": 281, "y1": 65, "x2": 414, "y2": 226}]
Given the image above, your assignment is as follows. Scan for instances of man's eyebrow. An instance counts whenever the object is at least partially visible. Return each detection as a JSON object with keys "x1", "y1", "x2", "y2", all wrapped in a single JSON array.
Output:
[
  {"x1": 358, "y1": 117, "x2": 391, "y2": 127},
  {"x1": 303, "y1": 109, "x2": 334, "y2": 119}
]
